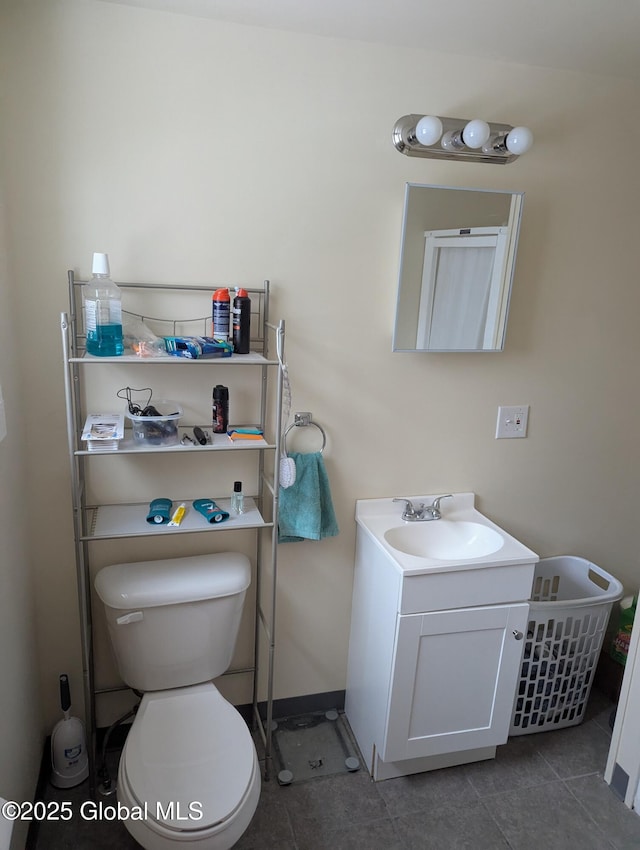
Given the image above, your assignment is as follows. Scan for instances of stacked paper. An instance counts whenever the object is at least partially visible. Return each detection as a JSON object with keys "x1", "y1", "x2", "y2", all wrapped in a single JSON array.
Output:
[{"x1": 81, "y1": 413, "x2": 125, "y2": 452}]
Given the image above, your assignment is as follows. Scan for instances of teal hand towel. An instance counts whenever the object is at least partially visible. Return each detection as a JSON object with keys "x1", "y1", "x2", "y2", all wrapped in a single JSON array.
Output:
[{"x1": 278, "y1": 452, "x2": 339, "y2": 543}]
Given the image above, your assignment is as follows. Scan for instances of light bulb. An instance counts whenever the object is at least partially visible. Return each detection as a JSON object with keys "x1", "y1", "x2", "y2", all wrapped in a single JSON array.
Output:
[
  {"x1": 462, "y1": 119, "x2": 490, "y2": 149},
  {"x1": 505, "y1": 126, "x2": 533, "y2": 155},
  {"x1": 415, "y1": 115, "x2": 443, "y2": 147},
  {"x1": 441, "y1": 130, "x2": 461, "y2": 151},
  {"x1": 482, "y1": 136, "x2": 500, "y2": 154}
]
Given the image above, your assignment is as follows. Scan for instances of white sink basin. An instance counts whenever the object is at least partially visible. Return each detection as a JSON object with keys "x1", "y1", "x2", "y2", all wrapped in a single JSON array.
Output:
[
  {"x1": 384, "y1": 520, "x2": 504, "y2": 560},
  {"x1": 355, "y1": 492, "x2": 539, "y2": 575}
]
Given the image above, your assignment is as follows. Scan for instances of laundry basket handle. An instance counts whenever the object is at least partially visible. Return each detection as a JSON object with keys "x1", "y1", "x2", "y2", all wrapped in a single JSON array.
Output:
[{"x1": 586, "y1": 561, "x2": 624, "y2": 603}]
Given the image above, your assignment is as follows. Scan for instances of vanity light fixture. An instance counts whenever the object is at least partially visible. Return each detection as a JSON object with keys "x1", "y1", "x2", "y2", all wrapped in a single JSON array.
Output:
[{"x1": 393, "y1": 115, "x2": 533, "y2": 164}]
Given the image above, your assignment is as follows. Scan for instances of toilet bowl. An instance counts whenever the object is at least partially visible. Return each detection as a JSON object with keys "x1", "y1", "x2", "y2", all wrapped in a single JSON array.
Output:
[
  {"x1": 117, "y1": 685, "x2": 260, "y2": 849},
  {"x1": 95, "y1": 553, "x2": 260, "y2": 850}
]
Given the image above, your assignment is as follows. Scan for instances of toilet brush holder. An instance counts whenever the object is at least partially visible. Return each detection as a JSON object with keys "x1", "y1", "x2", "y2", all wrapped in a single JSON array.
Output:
[{"x1": 50, "y1": 674, "x2": 89, "y2": 788}]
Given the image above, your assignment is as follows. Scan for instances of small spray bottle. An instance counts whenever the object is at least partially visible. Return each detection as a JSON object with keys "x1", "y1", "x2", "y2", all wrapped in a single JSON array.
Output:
[{"x1": 231, "y1": 481, "x2": 244, "y2": 515}]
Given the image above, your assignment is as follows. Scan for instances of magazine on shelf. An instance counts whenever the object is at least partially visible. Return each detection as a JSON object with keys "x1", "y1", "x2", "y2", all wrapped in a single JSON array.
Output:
[{"x1": 81, "y1": 413, "x2": 125, "y2": 451}]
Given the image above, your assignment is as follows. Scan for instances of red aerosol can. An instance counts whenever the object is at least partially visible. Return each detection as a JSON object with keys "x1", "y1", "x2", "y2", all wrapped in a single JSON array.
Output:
[{"x1": 212, "y1": 288, "x2": 230, "y2": 341}]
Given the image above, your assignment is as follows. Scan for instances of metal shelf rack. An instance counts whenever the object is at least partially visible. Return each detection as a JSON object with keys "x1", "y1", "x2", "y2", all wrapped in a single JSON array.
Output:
[{"x1": 61, "y1": 272, "x2": 284, "y2": 795}]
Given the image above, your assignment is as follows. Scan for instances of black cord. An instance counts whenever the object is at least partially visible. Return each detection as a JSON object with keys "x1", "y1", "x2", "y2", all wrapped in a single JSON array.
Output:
[
  {"x1": 116, "y1": 387, "x2": 155, "y2": 416},
  {"x1": 97, "y1": 701, "x2": 139, "y2": 792}
]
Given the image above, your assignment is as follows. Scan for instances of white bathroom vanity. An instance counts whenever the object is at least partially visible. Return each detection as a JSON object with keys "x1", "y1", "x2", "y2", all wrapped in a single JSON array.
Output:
[{"x1": 345, "y1": 493, "x2": 538, "y2": 780}]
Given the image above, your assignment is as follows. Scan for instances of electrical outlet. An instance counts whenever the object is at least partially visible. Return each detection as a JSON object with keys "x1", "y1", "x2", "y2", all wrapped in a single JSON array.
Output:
[{"x1": 496, "y1": 405, "x2": 529, "y2": 439}]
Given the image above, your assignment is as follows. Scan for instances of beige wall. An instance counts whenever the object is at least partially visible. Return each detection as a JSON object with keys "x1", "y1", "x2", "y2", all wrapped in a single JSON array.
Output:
[
  {"x1": 2, "y1": 0, "x2": 640, "y2": 738},
  {"x1": 0, "y1": 199, "x2": 43, "y2": 845}
]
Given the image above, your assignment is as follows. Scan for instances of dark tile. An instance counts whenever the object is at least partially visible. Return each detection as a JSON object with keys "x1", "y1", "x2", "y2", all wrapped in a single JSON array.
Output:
[
  {"x1": 33, "y1": 725, "x2": 633, "y2": 850},
  {"x1": 376, "y1": 765, "x2": 479, "y2": 818},
  {"x1": 464, "y1": 734, "x2": 559, "y2": 795},
  {"x1": 590, "y1": 701, "x2": 617, "y2": 736},
  {"x1": 34, "y1": 784, "x2": 139, "y2": 849},
  {"x1": 533, "y1": 719, "x2": 612, "y2": 778},
  {"x1": 282, "y1": 771, "x2": 400, "y2": 849},
  {"x1": 582, "y1": 686, "x2": 617, "y2": 737},
  {"x1": 234, "y1": 780, "x2": 296, "y2": 849},
  {"x1": 483, "y1": 780, "x2": 614, "y2": 850},
  {"x1": 293, "y1": 816, "x2": 404, "y2": 850},
  {"x1": 583, "y1": 686, "x2": 615, "y2": 725},
  {"x1": 393, "y1": 800, "x2": 510, "y2": 849},
  {"x1": 281, "y1": 771, "x2": 386, "y2": 831},
  {"x1": 566, "y1": 773, "x2": 640, "y2": 850},
  {"x1": 592, "y1": 706, "x2": 617, "y2": 736}
]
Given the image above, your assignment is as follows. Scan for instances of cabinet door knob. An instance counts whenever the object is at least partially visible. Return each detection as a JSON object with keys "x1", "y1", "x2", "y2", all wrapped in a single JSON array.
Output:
[{"x1": 512, "y1": 630, "x2": 524, "y2": 640}]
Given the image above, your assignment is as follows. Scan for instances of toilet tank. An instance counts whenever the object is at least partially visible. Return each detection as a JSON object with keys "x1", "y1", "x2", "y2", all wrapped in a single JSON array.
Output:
[{"x1": 95, "y1": 553, "x2": 251, "y2": 692}]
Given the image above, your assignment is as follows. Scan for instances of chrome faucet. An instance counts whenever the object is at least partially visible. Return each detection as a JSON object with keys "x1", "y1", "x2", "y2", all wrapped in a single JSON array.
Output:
[
  {"x1": 393, "y1": 498, "x2": 422, "y2": 521},
  {"x1": 393, "y1": 495, "x2": 452, "y2": 522},
  {"x1": 421, "y1": 494, "x2": 453, "y2": 520}
]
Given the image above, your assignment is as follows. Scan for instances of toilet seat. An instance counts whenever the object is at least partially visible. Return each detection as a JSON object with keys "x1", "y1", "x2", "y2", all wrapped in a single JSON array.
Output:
[{"x1": 121, "y1": 683, "x2": 258, "y2": 834}]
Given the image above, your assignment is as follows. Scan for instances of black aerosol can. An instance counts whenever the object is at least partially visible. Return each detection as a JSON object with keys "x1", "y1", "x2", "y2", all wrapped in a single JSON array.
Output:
[
  {"x1": 232, "y1": 287, "x2": 251, "y2": 354},
  {"x1": 212, "y1": 385, "x2": 229, "y2": 433}
]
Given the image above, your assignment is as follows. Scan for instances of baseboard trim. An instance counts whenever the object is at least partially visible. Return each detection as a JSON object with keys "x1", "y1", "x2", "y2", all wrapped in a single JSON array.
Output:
[
  {"x1": 610, "y1": 762, "x2": 630, "y2": 801},
  {"x1": 25, "y1": 738, "x2": 51, "y2": 849},
  {"x1": 257, "y1": 689, "x2": 346, "y2": 720},
  {"x1": 97, "y1": 688, "x2": 347, "y2": 744}
]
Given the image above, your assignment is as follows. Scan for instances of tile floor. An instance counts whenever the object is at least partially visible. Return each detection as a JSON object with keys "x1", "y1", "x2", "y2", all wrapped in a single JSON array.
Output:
[{"x1": 33, "y1": 688, "x2": 640, "y2": 850}]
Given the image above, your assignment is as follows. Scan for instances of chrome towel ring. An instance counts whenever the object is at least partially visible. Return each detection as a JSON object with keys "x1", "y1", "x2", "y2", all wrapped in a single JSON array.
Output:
[{"x1": 283, "y1": 412, "x2": 327, "y2": 454}]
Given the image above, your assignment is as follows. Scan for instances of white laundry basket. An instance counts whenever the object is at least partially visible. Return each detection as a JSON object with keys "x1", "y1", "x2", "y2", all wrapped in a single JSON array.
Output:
[{"x1": 510, "y1": 556, "x2": 623, "y2": 735}]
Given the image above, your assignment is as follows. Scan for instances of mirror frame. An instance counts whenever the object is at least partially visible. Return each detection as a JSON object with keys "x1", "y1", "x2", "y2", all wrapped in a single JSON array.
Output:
[{"x1": 392, "y1": 183, "x2": 524, "y2": 353}]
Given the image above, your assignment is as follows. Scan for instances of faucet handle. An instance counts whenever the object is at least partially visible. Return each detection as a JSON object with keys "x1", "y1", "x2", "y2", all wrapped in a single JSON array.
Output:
[
  {"x1": 393, "y1": 497, "x2": 421, "y2": 518},
  {"x1": 431, "y1": 494, "x2": 453, "y2": 511}
]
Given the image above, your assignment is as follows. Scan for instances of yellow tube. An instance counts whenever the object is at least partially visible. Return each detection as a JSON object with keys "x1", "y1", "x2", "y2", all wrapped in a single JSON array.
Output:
[{"x1": 168, "y1": 503, "x2": 187, "y2": 527}]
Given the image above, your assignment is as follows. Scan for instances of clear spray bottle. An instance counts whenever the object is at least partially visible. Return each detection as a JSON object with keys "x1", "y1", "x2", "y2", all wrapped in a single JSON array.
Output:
[{"x1": 231, "y1": 481, "x2": 244, "y2": 515}]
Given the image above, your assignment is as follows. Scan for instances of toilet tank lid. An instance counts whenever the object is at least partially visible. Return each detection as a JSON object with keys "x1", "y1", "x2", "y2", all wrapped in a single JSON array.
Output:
[{"x1": 94, "y1": 553, "x2": 251, "y2": 609}]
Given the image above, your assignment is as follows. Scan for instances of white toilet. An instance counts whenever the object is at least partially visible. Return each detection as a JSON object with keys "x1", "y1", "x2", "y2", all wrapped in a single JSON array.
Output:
[{"x1": 94, "y1": 552, "x2": 261, "y2": 850}]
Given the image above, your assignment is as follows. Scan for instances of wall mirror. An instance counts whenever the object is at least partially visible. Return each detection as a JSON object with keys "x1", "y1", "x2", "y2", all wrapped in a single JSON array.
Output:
[{"x1": 392, "y1": 183, "x2": 524, "y2": 352}]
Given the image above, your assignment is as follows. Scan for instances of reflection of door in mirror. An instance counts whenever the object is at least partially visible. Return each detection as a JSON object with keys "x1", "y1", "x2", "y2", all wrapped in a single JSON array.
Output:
[
  {"x1": 417, "y1": 227, "x2": 509, "y2": 350},
  {"x1": 392, "y1": 184, "x2": 524, "y2": 353}
]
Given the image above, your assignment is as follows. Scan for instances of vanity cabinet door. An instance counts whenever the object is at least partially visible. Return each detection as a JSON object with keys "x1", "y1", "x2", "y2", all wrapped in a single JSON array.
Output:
[{"x1": 382, "y1": 603, "x2": 528, "y2": 762}]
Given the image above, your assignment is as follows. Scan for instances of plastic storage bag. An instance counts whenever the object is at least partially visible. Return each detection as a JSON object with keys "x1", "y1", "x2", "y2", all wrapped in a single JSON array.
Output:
[{"x1": 610, "y1": 595, "x2": 637, "y2": 666}]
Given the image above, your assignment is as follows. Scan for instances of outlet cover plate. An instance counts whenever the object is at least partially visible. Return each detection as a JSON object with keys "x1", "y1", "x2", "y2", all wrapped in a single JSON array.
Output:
[{"x1": 496, "y1": 405, "x2": 529, "y2": 439}]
